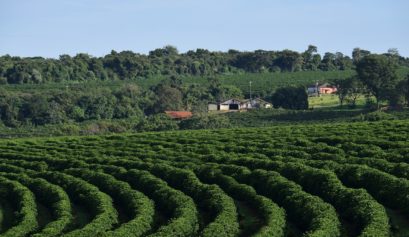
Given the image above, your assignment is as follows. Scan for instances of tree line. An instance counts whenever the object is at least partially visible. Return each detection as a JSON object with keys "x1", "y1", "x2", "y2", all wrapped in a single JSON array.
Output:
[
  {"x1": 1, "y1": 46, "x2": 408, "y2": 84},
  {"x1": 1, "y1": 48, "x2": 409, "y2": 129},
  {"x1": 335, "y1": 54, "x2": 409, "y2": 108},
  {"x1": 0, "y1": 76, "x2": 242, "y2": 127}
]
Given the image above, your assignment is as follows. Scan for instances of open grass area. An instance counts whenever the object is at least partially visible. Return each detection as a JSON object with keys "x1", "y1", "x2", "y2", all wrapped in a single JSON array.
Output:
[{"x1": 308, "y1": 94, "x2": 372, "y2": 108}]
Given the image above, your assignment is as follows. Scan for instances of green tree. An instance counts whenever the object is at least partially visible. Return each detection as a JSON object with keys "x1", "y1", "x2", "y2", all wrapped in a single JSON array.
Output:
[
  {"x1": 352, "y1": 48, "x2": 371, "y2": 64},
  {"x1": 356, "y1": 54, "x2": 399, "y2": 107},
  {"x1": 271, "y1": 86, "x2": 308, "y2": 110},
  {"x1": 406, "y1": 74, "x2": 409, "y2": 106},
  {"x1": 334, "y1": 77, "x2": 363, "y2": 108},
  {"x1": 302, "y1": 45, "x2": 321, "y2": 71},
  {"x1": 153, "y1": 85, "x2": 183, "y2": 112},
  {"x1": 274, "y1": 50, "x2": 302, "y2": 72},
  {"x1": 394, "y1": 74, "x2": 409, "y2": 106},
  {"x1": 320, "y1": 53, "x2": 337, "y2": 71}
]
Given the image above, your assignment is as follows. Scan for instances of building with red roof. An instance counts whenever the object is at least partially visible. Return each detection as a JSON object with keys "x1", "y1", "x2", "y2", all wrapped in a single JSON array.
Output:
[{"x1": 165, "y1": 111, "x2": 193, "y2": 119}]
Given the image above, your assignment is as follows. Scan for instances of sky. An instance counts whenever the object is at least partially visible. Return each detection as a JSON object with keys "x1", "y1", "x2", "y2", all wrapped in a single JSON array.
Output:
[{"x1": 0, "y1": 0, "x2": 408, "y2": 58}]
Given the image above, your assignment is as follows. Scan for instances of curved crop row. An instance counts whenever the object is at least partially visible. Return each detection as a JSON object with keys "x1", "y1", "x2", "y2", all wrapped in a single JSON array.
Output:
[
  {"x1": 222, "y1": 159, "x2": 391, "y2": 236},
  {"x1": 193, "y1": 166, "x2": 286, "y2": 237},
  {"x1": 35, "y1": 171, "x2": 118, "y2": 237},
  {"x1": 0, "y1": 172, "x2": 72, "y2": 237},
  {"x1": 218, "y1": 165, "x2": 341, "y2": 237},
  {"x1": 0, "y1": 176, "x2": 38, "y2": 237},
  {"x1": 92, "y1": 165, "x2": 199, "y2": 237},
  {"x1": 64, "y1": 168, "x2": 155, "y2": 237},
  {"x1": 147, "y1": 164, "x2": 239, "y2": 237}
]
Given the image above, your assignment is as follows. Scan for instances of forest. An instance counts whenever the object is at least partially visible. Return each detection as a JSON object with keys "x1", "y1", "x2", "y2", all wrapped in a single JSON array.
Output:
[{"x1": 1, "y1": 46, "x2": 408, "y2": 85}]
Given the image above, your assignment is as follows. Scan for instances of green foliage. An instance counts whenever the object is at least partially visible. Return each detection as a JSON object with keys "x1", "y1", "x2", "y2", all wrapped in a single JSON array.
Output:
[
  {"x1": 334, "y1": 76, "x2": 363, "y2": 107},
  {"x1": 357, "y1": 54, "x2": 399, "y2": 105},
  {"x1": 179, "y1": 114, "x2": 231, "y2": 130},
  {"x1": 355, "y1": 111, "x2": 397, "y2": 122},
  {"x1": 0, "y1": 173, "x2": 73, "y2": 237},
  {"x1": 0, "y1": 176, "x2": 38, "y2": 237},
  {"x1": 64, "y1": 168, "x2": 155, "y2": 237},
  {"x1": 36, "y1": 172, "x2": 118, "y2": 237},
  {"x1": 135, "y1": 114, "x2": 178, "y2": 132},
  {"x1": 271, "y1": 86, "x2": 308, "y2": 109},
  {"x1": 0, "y1": 46, "x2": 360, "y2": 85},
  {"x1": 1, "y1": 118, "x2": 409, "y2": 236}
]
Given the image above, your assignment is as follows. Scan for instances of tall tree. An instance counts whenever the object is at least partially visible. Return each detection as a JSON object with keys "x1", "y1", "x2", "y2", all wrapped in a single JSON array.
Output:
[
  {"x1": 274, "y1": 50, "x2": 302, "y2": 72},
  {"x1": 334, "y1": 77, "x2": 362, "y2": 108},
  {"x1": 153, "y1": 85, "x2": 183, "y2": 113},
  {"x1": 302, "y1": 45, "x2": 321, "y2": 71},
  {"x1": 356, "y1": 54, "x2": 398, "y2": 107},
  {"x1": 271, "y1": 86, "x2": 308, "y2": 110},
  {"x1": 352, "y1": 48, "x2": 371, "y2": 64},
  {"x1": 397, "y1": 74, "x2": 409, "y2": 106},
  {"x1": 320, "y1": 53, "x2": 337, "y2": 71}
]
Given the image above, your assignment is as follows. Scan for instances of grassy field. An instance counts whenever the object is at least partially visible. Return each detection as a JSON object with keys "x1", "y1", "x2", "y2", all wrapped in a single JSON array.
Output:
[
  {"x1": 308, "y1": 94, "x2": 372, "y2": 108},
  {"x1": 309, "y1": 94, "x2": 340, "y2": 108},
  {"x1": 0, "y1": 120, "x2": 408, "y2": 236}
]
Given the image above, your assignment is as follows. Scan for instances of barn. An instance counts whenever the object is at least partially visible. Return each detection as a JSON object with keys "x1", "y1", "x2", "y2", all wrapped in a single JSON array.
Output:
[
  {"x1": 219, "y1": 99, "x2": 242, "y2": 111},
  {"x1": 208, "y1": 98, "x2": 272, "y2": 112}
]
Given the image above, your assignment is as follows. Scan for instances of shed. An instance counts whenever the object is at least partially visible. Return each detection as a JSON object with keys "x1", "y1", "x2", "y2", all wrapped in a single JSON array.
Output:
[
  {"x1": 219, "y1": 99, "x2": 243, "y2": 111},
  {"x1": 208, "y1": 103, "x2": 218, "y2": 111},
  {"x1": 242, "y1": 98, "x2": 272, "y2": 109}
]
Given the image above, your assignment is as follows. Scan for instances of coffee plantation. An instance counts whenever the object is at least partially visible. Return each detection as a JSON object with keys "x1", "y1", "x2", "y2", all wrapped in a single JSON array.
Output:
[{"x1": 0, "y1": 120, "x2": 409, "y2": 236}]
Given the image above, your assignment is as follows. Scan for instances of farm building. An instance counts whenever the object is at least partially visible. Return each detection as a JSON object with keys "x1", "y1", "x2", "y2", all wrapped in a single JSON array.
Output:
[
  {"x1": 307, "y1": 83, "x2": 337, "y2": 96},
  {"x1": 241, "y1": 98, "x2": 272, "y2": 109},
  {"x1": 165, "y1": 111, "x2": 193, "y2": 119},
  {"x1": 208, "y1": 98, "x2": 272, "y2": 112},
  {"x1": 220, "y1": 99, "x2": 242, "y2": 111}
]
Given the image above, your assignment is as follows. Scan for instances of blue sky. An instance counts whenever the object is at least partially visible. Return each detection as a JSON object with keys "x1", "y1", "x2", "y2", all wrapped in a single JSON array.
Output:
[{"x1": 1, "y1": 0, "x2": 408, "y2": 58}]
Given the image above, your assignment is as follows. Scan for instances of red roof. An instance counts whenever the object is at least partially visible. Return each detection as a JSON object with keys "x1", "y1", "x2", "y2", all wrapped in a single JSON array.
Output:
[{"x1": 165, "y1": 111, "x2": 193, "y2": 119}]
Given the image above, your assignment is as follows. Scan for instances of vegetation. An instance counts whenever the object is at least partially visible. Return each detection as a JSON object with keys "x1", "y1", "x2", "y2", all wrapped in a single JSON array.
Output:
[
  {"x1": 271, "y1": 86, "x2": 308, "y2": 110},
  {"x1": 1, "y1": 46, "x2": 409, "y2": 134},
  {"x1": 0, "y1": 46, "x2": 379, "y2": 85},
  {"x1": 1, "y1": 47, "x2": 409, "y2": 236},
  {"x1": 0, "y1": 120, "x2": 408, "y2": 236}
]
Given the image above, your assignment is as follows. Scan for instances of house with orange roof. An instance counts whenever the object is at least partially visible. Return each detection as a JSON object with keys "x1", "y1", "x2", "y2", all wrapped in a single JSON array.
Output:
[{"x1": 165, "y1": 111, "x2": 193, "y2": 120}]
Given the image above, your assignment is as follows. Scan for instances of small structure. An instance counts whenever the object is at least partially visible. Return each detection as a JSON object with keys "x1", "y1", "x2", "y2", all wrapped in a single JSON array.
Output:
[
  {"x1": 208, "y1": 98, "x2": 272, "y2": 112},
  {"x1": 165, "y1": 111, "x2": 193, "y2": 120},
  {"x1": 208, "y1": 103, "x2": 218, "y2": 111},
  {"x1": 219, "y1": 99, "x2": 242, "y2": 111},
  {"x1": 307, "y1": 82, "x2": 337, "y2": 96},
  {"x1": 241, "y1": 98, "x2": 272, "y2": 109}
]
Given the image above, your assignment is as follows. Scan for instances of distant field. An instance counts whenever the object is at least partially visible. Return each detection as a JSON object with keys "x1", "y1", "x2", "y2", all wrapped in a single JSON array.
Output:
[
  {"x1": 0, "y1": 120, "x2": 409, "y2": 236},
  {"x1": 2, "y1": 70, "x2": 356, "y2": 94},
  {"x1": 3, "y1": 67, "x2": 409, "y2": 95}
]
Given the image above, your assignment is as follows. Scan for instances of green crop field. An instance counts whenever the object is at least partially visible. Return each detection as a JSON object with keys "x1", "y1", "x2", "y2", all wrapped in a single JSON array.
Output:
[
  {"x1": 1, "y1": 70, "x2": 356, "y2": 95},
  {"x1": 3, "y1": 67, "x2": 409, "y2": 96},
  {"x1": 0, "y1": 120, "x2": 409, "y2": 236}
]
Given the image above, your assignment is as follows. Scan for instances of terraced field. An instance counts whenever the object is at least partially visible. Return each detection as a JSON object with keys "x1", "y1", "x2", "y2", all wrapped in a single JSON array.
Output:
[{"x1": 0, "y1": 120, "x2": 409, "y2": 236}]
